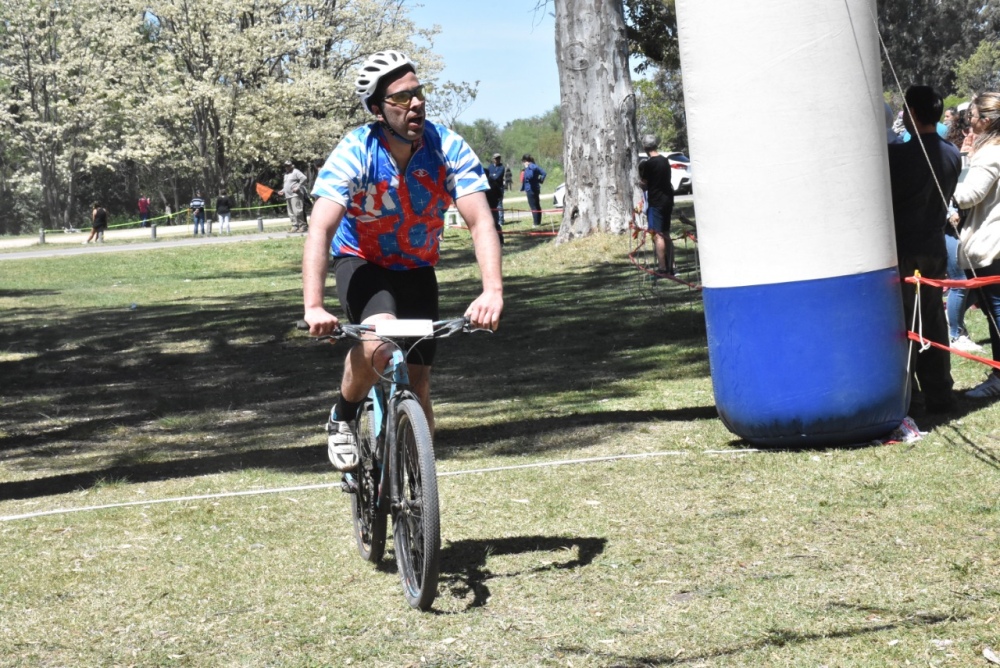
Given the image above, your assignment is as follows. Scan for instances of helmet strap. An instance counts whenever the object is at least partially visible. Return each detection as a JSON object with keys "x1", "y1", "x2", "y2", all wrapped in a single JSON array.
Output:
[{"x1": 378, "y1": 118, "x2": 419, "y2": 153}]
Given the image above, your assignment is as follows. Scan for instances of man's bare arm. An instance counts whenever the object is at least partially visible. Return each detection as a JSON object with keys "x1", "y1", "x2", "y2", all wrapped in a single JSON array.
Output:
[
  {"x1": 455, "y1": 191, "x2": 503, "y2": 330},
  {"x1": 302, "y1": 197, "x2": 348, "y2": 335}
]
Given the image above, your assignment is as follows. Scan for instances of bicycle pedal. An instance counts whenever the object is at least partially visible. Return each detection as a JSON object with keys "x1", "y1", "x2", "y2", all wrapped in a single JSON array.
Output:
[{"x1": 340, "y1": 476, "x2": 358, "y2": 494}]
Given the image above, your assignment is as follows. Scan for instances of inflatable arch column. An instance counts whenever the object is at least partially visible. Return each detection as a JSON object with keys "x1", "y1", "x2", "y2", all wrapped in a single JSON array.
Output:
[{"x1": 675, "y1": 0, "x2": 909, "y2": 445}]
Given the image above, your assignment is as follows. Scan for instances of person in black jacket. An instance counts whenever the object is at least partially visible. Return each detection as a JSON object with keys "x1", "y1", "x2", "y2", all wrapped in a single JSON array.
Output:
[
  {"x1": 216, "y1": 190, "x2": 233, "y2": 235},
  {"x1": 84, "y1": 202, "x2": 108, "y2": 244},
  {"x1": 888, "y1": 85, "x2": 961, "y2": 413}
]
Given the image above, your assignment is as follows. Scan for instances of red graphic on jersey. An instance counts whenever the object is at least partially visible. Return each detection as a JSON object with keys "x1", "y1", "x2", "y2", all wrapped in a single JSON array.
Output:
[{"x1": 343, "y1": 163, "x2": 453, "y2": 269}]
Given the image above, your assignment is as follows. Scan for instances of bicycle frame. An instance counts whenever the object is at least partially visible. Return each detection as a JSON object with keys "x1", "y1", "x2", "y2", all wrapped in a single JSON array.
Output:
[{"x1": 370, "y1": 347, "x2": 415, "y2": 513}]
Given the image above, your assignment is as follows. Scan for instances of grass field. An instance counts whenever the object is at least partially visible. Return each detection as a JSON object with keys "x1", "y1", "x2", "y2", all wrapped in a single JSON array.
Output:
[{"x1": 1, "y1": 216, "x2": 999, "y2": 667}]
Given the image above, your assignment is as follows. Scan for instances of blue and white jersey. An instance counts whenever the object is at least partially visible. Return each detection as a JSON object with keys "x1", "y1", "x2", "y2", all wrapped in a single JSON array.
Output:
[{"x1": 312, "y1": 121, "x2": 488, "y2": 269}]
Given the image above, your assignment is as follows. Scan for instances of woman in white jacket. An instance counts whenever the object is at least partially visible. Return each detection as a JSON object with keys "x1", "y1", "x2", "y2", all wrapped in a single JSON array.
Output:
[{"x1": 953, "y1": 92, "x2": 1000, "y2": 398}]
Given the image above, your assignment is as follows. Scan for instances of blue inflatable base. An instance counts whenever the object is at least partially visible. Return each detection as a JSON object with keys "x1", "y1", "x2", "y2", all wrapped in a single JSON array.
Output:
[{"x1": 703, "y1": 268, "x2": 909, "y2": 447}]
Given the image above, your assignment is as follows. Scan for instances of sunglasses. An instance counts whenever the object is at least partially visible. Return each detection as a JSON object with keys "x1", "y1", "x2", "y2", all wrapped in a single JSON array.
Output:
[{"x1": 382, "y1": 86, "x2": 425, "y2": 107}]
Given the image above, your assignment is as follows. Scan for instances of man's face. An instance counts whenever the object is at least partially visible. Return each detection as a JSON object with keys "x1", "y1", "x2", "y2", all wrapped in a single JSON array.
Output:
[
  {"x1": 377, "y1": 71, "x2": 426, "y2": 141},
  {"x1": 944, "y1": 109, "x2": 955, "y2": 125},
  {"x1": 494, "y1": 157, "x2": 501, "y2": 165}
]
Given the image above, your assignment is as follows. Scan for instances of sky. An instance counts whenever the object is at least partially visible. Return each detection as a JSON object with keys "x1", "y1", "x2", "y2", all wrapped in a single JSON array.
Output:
[{"x1": 405, "y1": 0, "x2": 561, "y2": 126}]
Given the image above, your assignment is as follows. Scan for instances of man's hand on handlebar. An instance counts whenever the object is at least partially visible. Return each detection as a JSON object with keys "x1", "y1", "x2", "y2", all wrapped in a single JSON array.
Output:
[
  {"x1": 303, "y1": 307, "x2": 340, "y2": 336},
  {"x1": 464, "y1": 291, "x2": 503, "y2": 332}
]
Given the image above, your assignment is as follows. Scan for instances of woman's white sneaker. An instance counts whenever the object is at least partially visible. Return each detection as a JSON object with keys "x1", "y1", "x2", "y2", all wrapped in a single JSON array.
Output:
[{"x1": 951, "y1": 335, "x2": 984, "y2": 352}]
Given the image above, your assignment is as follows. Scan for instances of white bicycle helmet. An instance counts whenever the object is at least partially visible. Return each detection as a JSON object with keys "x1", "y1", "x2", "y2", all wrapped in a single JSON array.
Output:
[{"x1": 355, "y1": 50, "x2": 415, "y2": 110}]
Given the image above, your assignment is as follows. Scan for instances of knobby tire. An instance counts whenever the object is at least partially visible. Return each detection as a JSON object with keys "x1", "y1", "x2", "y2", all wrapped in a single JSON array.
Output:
[
  {"x1": 390, "y1": 398, "x2": 440, "y2": 611},
  {"x1": 351, "y1": 400, "x2": 387, "y2": 563}
]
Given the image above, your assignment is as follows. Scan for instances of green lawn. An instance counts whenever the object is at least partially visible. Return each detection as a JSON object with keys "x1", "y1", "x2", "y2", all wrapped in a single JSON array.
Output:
[{"x1": 0, "y1": 221, "x2": 998, "y2": 666}]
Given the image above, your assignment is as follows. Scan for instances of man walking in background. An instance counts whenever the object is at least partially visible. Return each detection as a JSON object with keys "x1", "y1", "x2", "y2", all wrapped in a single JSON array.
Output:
[
  {"x1": 486, "y1": 153, "x2": 506, "y2": 244},
  {"x1": 638, "y1": 135, "x2": 676, "y2": 277},
  {"x1": 280, "y1": 160, "x2": 309, "y2": 232}
]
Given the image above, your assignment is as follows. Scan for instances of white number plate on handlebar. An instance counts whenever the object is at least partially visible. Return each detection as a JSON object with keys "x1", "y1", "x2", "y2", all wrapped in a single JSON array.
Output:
[{"x1": 373, "y1": 319, "x2": 434, "y2": 337}]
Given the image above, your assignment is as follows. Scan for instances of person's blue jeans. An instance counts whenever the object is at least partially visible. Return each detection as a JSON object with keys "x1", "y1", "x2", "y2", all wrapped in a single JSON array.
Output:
[
  {"x1": 968, "y1": 258, "x2": 1000, "y2": 363},
  {"x1": 193, "y1": 212, "x2": 205, "y2": 234},
  {"x1": 946, "y1": 234, "x2": 968, "y2": 339}
]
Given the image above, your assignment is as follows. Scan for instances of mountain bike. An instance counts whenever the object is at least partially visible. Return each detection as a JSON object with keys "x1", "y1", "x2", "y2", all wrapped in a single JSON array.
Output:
[{"x1": 300, "y1": 317, "x2": 485, "y2": 610}]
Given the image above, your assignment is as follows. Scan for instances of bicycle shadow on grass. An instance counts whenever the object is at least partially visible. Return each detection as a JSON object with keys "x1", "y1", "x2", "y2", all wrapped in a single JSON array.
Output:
[{"x1": 434, "y1": 534, "x2": 607, "y2": 612}]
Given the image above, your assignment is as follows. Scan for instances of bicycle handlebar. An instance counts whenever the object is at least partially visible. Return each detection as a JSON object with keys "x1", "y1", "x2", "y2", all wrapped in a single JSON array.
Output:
[{"x1": 295, "y1": 317, "x2": 487, "y2": 342}]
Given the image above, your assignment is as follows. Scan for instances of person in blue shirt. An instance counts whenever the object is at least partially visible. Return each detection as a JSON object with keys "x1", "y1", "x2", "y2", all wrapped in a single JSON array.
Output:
[
  {"x1": 302, "y1": 50, "x2": 503, "y2": 472},
  {"x1": 520, "y1": 154, "x2": 547, "y2": 226}
]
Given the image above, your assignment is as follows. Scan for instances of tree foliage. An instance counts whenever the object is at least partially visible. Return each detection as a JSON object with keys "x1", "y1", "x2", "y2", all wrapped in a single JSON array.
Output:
[
  {"x1": 624, "y1": 0, "x2": 678, "y2": 72},
  {"x1": 0, "y1": 0, "x2": 467, "y2": 233},
  {"x1": 954, "y1": 38, "x2": 1000, "y2": 97},
  {"x1": 877, "y1": 0, "x2": 1000, "y2": 93}
]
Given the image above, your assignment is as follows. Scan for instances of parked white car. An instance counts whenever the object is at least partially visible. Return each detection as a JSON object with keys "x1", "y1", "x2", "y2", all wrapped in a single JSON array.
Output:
[
  {"x1": 639, "y1": 151, "x2": 692, "y2": 195},
  {"x1": 552, "y1": 152, "x2": 692, "y2": 209},
  {"x1": 553, "y1": 183, "x2": 566, "y2": 208}
]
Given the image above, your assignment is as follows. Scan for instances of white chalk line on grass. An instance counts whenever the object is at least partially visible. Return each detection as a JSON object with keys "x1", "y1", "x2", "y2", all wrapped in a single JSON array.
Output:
[{"x1": 0, "y1": 448, "x2": 760, "y2": 523}]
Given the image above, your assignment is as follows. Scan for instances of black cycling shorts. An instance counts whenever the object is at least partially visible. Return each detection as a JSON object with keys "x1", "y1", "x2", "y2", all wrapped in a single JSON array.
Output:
[{"x1": 332, "y1": 256, "x2": 439, "y2": 366}]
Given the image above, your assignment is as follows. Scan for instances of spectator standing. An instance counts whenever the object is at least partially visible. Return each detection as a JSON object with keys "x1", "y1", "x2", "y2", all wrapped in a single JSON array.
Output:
[
  {"x1": 486, "y1": 153, "x2": 506, "y2": 243},
  {"x1": 944, "y1": 106, "x2": 957, "y2": 128},
  {"x1": 953, "y1": 92, "x2": 1000, "y2": 398},
  {"x1": 216, "y1": 190, "x2": 233, "y2": 235},
  {"x1": 84, "y1": 201, "x2": 109, "y2": 244},
  {"x1": 279, "y1": 160, "x2": 309, "y2": 232},
  {"x1": 943, "y1": 107, "x2": 983, "y2": 352},
  {"x1": 885, "y1": 102, "x2": 903, "y2": 145},
  {"x1": 638, "y1": 134, "x2": 676, "y2": 277},
  {"x1": 189, "y1": 191, "x2": 206, "y2": 235},
  {"x1": 138, "y1": 194, "x2": 151, "y2": 227},
  {"x1": 520, "y1": 154, "x2": 547, "y2": 226},
  {"x1": 888, "y1": 86, "x2": 961, "y2": 413},
  {"x1": 504, "y1": 166, "x2": 513, "y2": 191}
]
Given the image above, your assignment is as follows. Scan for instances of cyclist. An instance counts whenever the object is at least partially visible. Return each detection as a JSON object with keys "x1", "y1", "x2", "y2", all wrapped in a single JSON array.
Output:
[{"x1": 302, "y1": 50, "x2": 504, "y2": 472}]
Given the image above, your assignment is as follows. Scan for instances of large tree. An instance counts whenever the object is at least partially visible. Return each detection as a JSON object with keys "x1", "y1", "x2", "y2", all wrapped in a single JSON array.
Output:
[
  {"x1": 0, "y1": 0, "x2": 146, "y2": 232},
  {"x1": 553, "y1": 0, "x2": 639, "y2": 240}
]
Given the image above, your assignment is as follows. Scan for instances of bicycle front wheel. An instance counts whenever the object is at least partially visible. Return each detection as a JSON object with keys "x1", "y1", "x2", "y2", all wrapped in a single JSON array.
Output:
[
  {"x1": 390, "y1": 398, "x2": 440, "y2": 611},
  {"x1": 351, "y1": 400, "x2": 387, "y2": 563}
]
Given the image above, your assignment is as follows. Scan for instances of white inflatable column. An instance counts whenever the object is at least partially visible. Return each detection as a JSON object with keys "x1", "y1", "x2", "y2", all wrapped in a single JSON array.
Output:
[{"x1": 676, "y1": 0, "x2": 908, "y2": 445}]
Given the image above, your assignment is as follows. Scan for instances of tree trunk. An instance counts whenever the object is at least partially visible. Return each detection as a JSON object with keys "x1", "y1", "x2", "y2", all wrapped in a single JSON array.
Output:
[{"x1": 554, "y1": 0, "x2": 640, "y2": 241}]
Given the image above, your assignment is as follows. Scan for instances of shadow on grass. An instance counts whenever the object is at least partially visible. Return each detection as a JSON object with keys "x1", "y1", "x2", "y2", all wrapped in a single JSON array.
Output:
[
  {"x1": 558, "y1": 609, "x2": 959, "y2": 666},
  {"x1": 436, "y1": 407, "x2": 718, "y2": 456},
  {"x1": 437, "y1": 535, "x2": 607, "y2": 611},
  {"x1": 0, "y1": 239, "x2": 709, "y2": 498}
]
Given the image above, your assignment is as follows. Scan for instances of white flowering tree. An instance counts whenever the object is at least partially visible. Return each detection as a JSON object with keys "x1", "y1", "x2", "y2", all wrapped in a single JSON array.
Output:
[
  {"x1": 0, "y1": 0, "x2": 444, "y2": 229},
  {"x1": 0, "y1": 0, "x2": 147, "y2": 231},
  {"x1": 141, "y1": 0, "x2": 440, "y2": 197}
]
